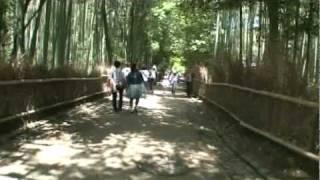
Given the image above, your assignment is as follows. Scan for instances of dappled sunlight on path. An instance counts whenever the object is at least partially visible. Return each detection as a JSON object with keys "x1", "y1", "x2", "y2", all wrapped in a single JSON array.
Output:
[{"x1": 0, "y1": 89, "x2": 263, "y2": 180}]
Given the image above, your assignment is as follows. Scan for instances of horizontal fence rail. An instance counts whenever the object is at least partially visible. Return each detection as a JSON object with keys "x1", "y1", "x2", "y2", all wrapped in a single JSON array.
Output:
[
  {"x1": 210, "y1": 82, "x2": 318, "y2": 108},
  {"x1": 0, "y1": 76, "x2": 109, "y2": 128},
  {"x1": 0, "y1": 76, "x2": 107, "y2": 86},
  {"x1": 0, "y1": 91, "x2": 107, "y2": 124},
  {"x1": 193, "y1": 80, "x2": 319, "y2": 161}
]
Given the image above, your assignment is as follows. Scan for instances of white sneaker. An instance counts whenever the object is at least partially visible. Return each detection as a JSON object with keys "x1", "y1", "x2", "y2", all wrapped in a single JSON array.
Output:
[{"x1": 130, "y1": 106, "x2": 135, "y2": 113}]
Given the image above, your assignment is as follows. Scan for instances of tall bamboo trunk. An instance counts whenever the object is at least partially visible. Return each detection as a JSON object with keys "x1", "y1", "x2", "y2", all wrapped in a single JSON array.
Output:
[
  {"x1": 293, "y1": 1, "x2": 300, "y2": 66},
  {"x1": 128, "y1": 0, "x2": 135, "y2": 63},
  {"x1": 303, "y1": 1, "x2": 314, "y2": 82},
  {"x1": 29, "y1": 0, "x2": 46, "y2": 63},
  {"x1": 239, "y1": 3, "x2": 243, "y2": 64},
  {"x1": 248, "y1": 2, "x2": 254, "y2": 70},
  {"x1": 266, "y1": 0, "x2": 281, "y2": 89},
  {"x1": 214, "y1": 11, "x2": 220, "y2": 58},
  {"x1": 42, "y1": 0, "x2": 52, "y2": 67},
  {"x1": 257, "y1": 1, "x2": 263, "y2": 67},
  {"x1": 101, "y1": 0, "x2": 113, "y2": 65}
]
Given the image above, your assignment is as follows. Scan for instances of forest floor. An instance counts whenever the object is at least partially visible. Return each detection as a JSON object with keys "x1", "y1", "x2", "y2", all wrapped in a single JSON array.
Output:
[{"x1": 0, "y1": 87, "x2": 316, "y2": 180}]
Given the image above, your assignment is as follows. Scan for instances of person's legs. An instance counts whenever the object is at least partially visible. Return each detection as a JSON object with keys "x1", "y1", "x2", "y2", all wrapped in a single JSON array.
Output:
[
  {"x1": 149, "y1": 79, "x2": 154, "y2": 93},
  {"x1": 129, "y1": 98, "x2": 133, "y2": 108},
  {"x1": 171, "y1": 84, "x2": 174, "y2": 95},
  {"x1": 189, "y1": 81, "x2": 193, "y2": 97},
  {"x1": 134, "y1": 98, "x2": 140, "y2": 112},
  {"x1": 172, "y1": 83, "x2": 176, "y2": 95},
  {"x1": 144, "y1": 81, "x2": 148, "y2": 91},
  {"x1": 175, "y1": 82, "x2": 177, "y2": 92},
  {"x1": 129, "y1": 98, "x2": 134, "y2": 112},
  {"x1": 118, "y1": 88, "x2": 123, "y2": 111},
  {"x1": 148, "y1": 79, "x2": 151, "y2": 92},
  {"x1": 112, "y1": 91, "x2": 118, "y2": 111},
  {"x1": 186, "y1": 82, "x2": 191, "y2": 97}
]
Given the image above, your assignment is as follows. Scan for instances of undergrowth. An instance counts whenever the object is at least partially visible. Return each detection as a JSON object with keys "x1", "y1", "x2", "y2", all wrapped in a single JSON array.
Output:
[{"x1": 0, "y1": 61, "x2": 102, "y2": 80}]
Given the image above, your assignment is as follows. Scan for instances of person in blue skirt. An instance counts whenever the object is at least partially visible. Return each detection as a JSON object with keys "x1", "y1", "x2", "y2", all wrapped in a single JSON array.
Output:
[{"x1": 126, "y1": 64, "x2": 145, "y2": 113}]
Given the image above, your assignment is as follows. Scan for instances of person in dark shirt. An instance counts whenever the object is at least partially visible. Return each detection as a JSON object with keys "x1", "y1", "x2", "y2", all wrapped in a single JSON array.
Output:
[
  {"x1": 126, "y1": 64, "x2": 144, "y2": 113},
  {"x1": 186, "y1": 72, "x2": 193, "y2": 98}
]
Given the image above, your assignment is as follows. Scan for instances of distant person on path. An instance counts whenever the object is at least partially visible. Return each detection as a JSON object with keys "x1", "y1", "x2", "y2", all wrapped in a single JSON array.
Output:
[
  {"x1": 186, "y1": 72, "x2": 193, "y2": 98},
  {"x1": 110, "y1": 61, "x2": 126, "y2": 112},
  {"x1": 152, "y1": 64, "x2": 158, "y2": 81},
  {"x1": 169, "y1": 72, "x2": 178, "y2": 95},
  {"x1": 148, "y1": 67, "x2": 156, "y2": 93},
  {"x1": 126, "y1": 64, "x2": 145, "y2": 113},
  {"x1": 122, "y1": 64, "x2": 131, "y2": 78},
  {"x1": 140, "y1": 66, "x2": 149, "y2": 91},
  {"x1": 152, "y1": 64, "x2": 157, "y2": 73}
]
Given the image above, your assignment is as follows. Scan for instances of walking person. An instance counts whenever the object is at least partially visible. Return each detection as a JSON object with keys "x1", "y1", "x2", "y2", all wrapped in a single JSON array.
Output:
[
  {"x1": 148, "y1": 67, "x2": 156, "y2": 94},
  {"x1": 110, "y1": 61, "x2": 126, "y2": 112},
  {"x1": 122, "y1": 64, "x2": 131, "y2": 78},
  {"x1": 152, "y1": 64, "x2": 158, "y2": 81},
  {"x1": 140, "y1": 66, "x2": 149, "y2": 92},
  {"x1": 169, "y1": 72, "x2": 178, "y2": 96},
  {"x1": 126, "y1": 64, "x2": 145, "y2": 113},
  {"x1": 186, "y1": 72, "x2": 193, "y2": 98}
]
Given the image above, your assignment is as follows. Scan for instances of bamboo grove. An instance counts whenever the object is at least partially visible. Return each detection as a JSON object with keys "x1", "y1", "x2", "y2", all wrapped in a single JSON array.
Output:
[
  {"x1": 0, "y1": 0, "x2": 319, "y2": 99},
  {"x1": 0, "y1": 0, "x2": 153, "y2": 78},
  {"x1": 182, "y1": 0, "x2": 319, "y2": 99}
]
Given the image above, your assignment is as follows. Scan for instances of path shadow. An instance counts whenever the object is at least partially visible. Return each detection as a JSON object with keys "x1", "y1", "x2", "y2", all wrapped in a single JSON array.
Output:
[{"x1": 0, "y1": 90, "x2": 263, "y2": 180}]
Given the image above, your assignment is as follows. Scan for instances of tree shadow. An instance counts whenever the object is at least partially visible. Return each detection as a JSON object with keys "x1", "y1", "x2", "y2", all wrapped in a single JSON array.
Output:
[{"x1": 0, "y1": 90, "x2": 268, "y2": 180}]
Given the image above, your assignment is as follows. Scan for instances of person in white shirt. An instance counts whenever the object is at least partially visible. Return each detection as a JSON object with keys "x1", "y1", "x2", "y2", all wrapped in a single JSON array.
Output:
[
  {"x1": 140, "y1": 67, "x2": 149, "y2": 81},
  {"x1": 122, "y1": 64, "x2": 131, "y2": 78},
  {"x1": 152, "y1": 64, "x2": 158, "y2": 80},
  {"x1": 169, "y1": 72, "x2": 178, "y2": 95},
  {"x1": 140, "y1": 66, "x2": 149, "y2": 91},
  {"x1": 110, "y1": 61, "x2": 126, "y2": 112}
]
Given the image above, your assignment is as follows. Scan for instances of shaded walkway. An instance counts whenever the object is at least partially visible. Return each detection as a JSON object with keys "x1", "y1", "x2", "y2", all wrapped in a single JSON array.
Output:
[{"x1": 0, "y1": 90, "x2": 268, "y2": 180}]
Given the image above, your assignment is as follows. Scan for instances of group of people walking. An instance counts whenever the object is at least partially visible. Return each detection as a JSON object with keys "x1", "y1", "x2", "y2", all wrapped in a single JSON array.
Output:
[
  {"x1": 109, "y1": 60, "x2": 194, "y2": 113},
  {"x1": 109, "y1": 61, "x2": 156, "y2": 113},
  {"x1": 165, "y1": 71, "x2": 193, "y2": 97}
]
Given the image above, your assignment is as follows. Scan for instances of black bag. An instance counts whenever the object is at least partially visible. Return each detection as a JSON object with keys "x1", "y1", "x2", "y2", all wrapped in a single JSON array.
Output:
[{"x1": 116, "y1": 82, "x2": 124, "y2": 90}]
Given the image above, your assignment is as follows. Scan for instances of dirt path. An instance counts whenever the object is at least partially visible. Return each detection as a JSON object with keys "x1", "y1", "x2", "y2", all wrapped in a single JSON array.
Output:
[{"x1": 0, "y1": 89, "x2": 271, "y2": 180}]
